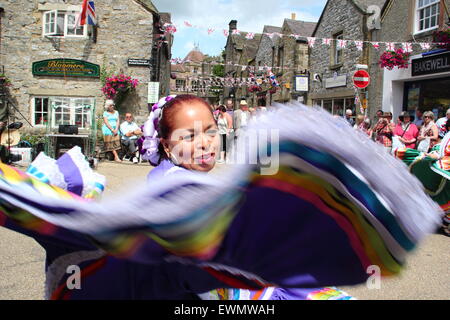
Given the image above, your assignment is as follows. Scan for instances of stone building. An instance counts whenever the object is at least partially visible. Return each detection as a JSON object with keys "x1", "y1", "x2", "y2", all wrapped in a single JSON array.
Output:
[
  {"x1": 223, "y1": 20, "x2": 261, "y2": 109},
  {"x1": 170, "y1": 46, "x2": 223, "y2": 105},
  {"x1": 0, "y1": 0, "x2": 172, "y2": 140},
  {"x1": 309, "y1": 0, "x2": 387, "y2": 118},
  {"x1": 375, "y1": 0, "x2": 450, "y2": 120},
  {"x1": 272, "y1": 17, "x2": 316, "y2": 104},
  {"x1": 254, "y1": 25, "x2": 283, "y2": 106}
]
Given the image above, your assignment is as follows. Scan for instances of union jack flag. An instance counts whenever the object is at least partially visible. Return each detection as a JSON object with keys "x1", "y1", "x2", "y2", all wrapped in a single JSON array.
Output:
[
  {"x1": 402, "y1": 42, "x2": 413, "y2": 53},
  {"x1": 245, "y1": 32, "x2": 255, "y2": 40},
  {"x1": 76, "y1": 0, "x2": 96, "y2": 26},
  {"x1": 184, "y1": 21, "x2": 192, "y2": 27},
  {"x1": 207, "y1": 28, "x2": 215, "y2": 35},
  {"x1": 307, "y1": 37, "x2": 316, "y2": 48},
  {"x1": 420, "y1": 42, "x2": 431, "y2": 50},
  {"x1": 354, "y1": 41, "x2": 364, "y2": 51},
  {"x1": 232, "y1": 29, "x2": 241, "y2": 35},
  {"x1": 371, "y1": 42, "x2": 380, "y2": 50},
  {"x1": 338, "y1": 39, "x2": 347, "y2": 49},
  {"x1": 386, "y1": 42, "x2": 396, "y2": 51},
  {"x1": 223, "y1": 29, "x2": 229, "y2": 37},
  {"x1": 322, "y1": 38, "x2": 332, "y2": 46}
]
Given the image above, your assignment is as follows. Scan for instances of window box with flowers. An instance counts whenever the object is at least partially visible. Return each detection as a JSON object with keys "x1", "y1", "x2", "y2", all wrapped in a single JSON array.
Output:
[
  {"x1": 379, "y1": 48, "x2": 411, "y2": 70},
  {"x1": 101, "y1": 74, "x2": 139, "y2": 108}
]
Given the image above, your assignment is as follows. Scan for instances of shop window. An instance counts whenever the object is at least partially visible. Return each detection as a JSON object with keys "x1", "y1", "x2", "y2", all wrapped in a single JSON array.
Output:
[
  {"x1": 33, "y1": 97, "x2": 94, "y2": 128},
  {"x1": 42, "y1": 10, "x2": 86, "y2": 38},
  {"x1": 415, "y1": 0, "x2": 440, "y2": 34},
  {"x1": 323, "y1": 100, "x2": 332, "y2": 114},
  {"x1": 34, "y1": 97, "x2": 49, "y2": 125},
  {"x1": 404, "y1": 78, "x2": 450, "y2": 119}
]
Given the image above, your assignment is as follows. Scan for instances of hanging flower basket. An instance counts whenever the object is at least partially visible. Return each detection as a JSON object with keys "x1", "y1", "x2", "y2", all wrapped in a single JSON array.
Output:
[
  {"x1": 269, "y1": 86, "x2": 279, "y2": 95},
  {"x1": 101, "y1": 74, "x2": 139, "y2": 100},
  {"x1": 433, "y1": 27, "x2": 450, "y2": 51},
  {"x1": 379, "y1": 48, "x2": 411, "y2": 70},
  {"x1": 248, "y1": 84, "x2": 262, "y2": 93}
]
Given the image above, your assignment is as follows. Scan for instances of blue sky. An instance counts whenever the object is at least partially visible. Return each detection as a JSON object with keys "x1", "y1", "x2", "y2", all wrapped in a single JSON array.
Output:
[{"x1": 152, "y1": 0, "x2": 327, "y2": 59}]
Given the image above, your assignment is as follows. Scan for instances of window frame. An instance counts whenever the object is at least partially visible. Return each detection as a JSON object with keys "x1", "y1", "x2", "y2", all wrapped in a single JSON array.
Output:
[
  {"x1": 43, "y1": 10, "x2": 58, "y2": 36},
  {"x1": 333, "y1": 32, "x2": 344, "y2": 66},
  {"x1": 32, "y1": 96, "x2": 94, "y2": 129},
  {"x1": 42, "y1": 10, "x2": 87, "y2": 38},
  {"x1": 414, "y1": 0, "x2": 440, "y2": 35}
]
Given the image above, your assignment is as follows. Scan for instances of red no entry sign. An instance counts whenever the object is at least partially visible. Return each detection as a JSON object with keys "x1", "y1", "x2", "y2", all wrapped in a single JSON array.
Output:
[{"x1": 353, "y1": 70, "x2": 370, "y2": 88}]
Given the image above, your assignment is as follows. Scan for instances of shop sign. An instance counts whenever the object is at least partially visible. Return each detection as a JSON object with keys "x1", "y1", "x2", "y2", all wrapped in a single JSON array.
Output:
[
  {"x1": 128, "y1": 59, "x2": 151, "y2": 67},
  {"x1": 148, "y1": 82, "x2": 160, "y2": 103},
  {"x1": 325, "y1": 75, "x2": 347, "y2": 88},
  {"x1": 295, "y1": 75, "x2": 309, "y2": 92},
  {"x1": 32, "y1": 59, "x2": 100, "y2": 78},
  {"x1": 412, "y1": 52, "x2": 450, "y2": 77}
]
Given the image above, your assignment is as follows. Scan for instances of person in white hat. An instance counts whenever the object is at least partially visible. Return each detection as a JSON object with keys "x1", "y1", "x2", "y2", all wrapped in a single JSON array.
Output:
[{"x1": 233, "y1": 100, "x2": 250, "y2": 139}]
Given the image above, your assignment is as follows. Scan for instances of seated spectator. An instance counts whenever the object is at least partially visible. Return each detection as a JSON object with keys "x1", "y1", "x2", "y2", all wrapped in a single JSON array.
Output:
[
  {"x1": 120, "y1": 113, "x2": 142, "y2": 164},
  {"x1": 436, "y1": 109, "x2": 450, "y2": 139}
]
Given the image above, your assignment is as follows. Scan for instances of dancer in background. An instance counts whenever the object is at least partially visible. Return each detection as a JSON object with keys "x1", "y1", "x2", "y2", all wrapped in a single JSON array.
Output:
[{"x1": 394, "y1": 118, "x2": 450, "y2": 237}]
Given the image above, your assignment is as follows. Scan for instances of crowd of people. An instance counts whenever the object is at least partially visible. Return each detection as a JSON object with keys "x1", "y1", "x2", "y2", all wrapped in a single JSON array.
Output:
[{"x1": 349, "y1": 108, "x2": 450, "y2": 154}]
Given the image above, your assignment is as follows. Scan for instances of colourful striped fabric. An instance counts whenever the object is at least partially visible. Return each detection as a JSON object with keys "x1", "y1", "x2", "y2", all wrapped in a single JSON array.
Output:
[{"x1": 0, "y1": 103, "x2": 442, "y2": 291}]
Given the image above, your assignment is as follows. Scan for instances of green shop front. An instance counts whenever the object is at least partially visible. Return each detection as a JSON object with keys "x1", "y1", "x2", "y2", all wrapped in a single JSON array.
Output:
[{"x1": 31, "y1": 59, "x2": 100, "y2": 158}]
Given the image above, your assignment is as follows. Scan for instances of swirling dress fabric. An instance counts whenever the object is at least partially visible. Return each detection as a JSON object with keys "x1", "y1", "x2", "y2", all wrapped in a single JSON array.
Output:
[
  {"x1": 0, "y1": 103, "x2": 442, "y2": 297},
  {"x1": 393, "y1": 132, "x2": 450, "y2": 234}
]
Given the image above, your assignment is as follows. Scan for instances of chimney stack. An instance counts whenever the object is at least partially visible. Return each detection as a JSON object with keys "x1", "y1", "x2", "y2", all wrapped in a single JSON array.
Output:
[
  {"x1": 291, "y1": 13, "x2": 296, "y2": 20},
  {"x1": 229, "y1": 20, "x2": 237, "y2": 32}
]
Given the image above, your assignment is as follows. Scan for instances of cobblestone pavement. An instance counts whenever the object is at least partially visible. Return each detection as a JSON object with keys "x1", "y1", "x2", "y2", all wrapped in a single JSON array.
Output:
[{"x1": 0, "y1": 161, "x2": 449, "y2": 300}]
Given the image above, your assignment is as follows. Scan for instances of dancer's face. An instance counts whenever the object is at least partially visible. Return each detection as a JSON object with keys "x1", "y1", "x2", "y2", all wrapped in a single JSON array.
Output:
[{"x1": 161, "y1": 101, "x2": 219, "y2": 172}]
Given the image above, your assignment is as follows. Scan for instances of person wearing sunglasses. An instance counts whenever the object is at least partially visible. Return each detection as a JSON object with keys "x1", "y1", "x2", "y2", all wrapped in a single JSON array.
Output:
[{"x1": 417, "y1": 111, "x2": 439, "y2": 152}]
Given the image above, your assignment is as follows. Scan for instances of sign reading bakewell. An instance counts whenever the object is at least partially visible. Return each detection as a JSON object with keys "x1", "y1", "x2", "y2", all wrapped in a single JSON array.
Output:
[{"x1": 353, "y1": 70, "x2": 370, "y2": 88}]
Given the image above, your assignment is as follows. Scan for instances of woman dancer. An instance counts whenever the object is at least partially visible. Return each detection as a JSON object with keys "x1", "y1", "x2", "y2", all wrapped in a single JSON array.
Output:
[{"x1": 0, "y1": 96, "x2": 442, "y2": 299}]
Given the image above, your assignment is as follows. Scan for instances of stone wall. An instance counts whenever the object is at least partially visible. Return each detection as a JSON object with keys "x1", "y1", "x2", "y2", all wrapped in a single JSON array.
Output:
[
  {"x1": 309, "y1": 0, "x2": 367, "y2": 109},
  {"x1": 0, "y1": 0, "x2": 160, "y2": 133}
]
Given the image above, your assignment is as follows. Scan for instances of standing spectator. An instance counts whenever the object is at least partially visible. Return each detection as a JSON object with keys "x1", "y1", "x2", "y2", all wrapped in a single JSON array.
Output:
[
  {"x1": 374, "y1": 112, "x2": 395, "y2": 152},
  {"x1": 345, "y1": 109, "x2": 354, "y2": 127},
  {"x1": 216, "y1": 106, "x2": 232, "y2": 164},
  {"x1": 414, "y1": 109, "x2": 424, "y2": 128},
  {"x1": 233, "y1": 100, "x2": 251, "y2": 139},
  {"x1": 354, "y1": 115, "x2": 371, "y2": 136},
  {"x1": 435, "y1": 108, "x2": 450, "y2": 139},
  {"x1": 417, "y1": 111, "x2": 439, "y2": 151},
  {"x1": 120, "y1": 113, "x2": 142, "y2": 164},
  {"x1": 225, "y1": 99, "x2": 235, "y2": 115},
  {"x1": 393, "y1": 111, "x2": 419, "y2": 149},
  {"x1": 102, "y1": 100, "x2": 122, "y2": 162}
]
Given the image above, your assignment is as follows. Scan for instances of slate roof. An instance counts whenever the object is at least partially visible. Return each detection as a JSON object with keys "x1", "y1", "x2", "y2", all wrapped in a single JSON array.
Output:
[{"x1": 284, "y1": 19, "x2": 317, "y2": 37}]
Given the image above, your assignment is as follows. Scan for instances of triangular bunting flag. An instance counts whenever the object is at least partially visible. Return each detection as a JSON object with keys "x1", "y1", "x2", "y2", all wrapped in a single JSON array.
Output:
[{"x1": 307, "y1": 37, "x2": 316, "y2": 48}]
